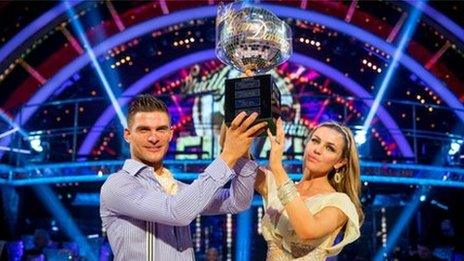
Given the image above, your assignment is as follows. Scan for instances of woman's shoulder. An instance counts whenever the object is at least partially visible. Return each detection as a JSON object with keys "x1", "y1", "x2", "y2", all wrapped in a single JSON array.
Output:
[
  {"x1": 320, "y1": 192, "x2": 356, "y2": 209},
  {"x1": 325, "y1": 191, "x2": 352, "y2": 202},
  {"x1": 308, "y1": 192, "x2": 358, "y2": 220}
]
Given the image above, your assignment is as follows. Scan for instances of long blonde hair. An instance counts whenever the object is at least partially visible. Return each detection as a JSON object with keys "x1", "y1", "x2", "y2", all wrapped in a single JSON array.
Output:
[{"x1": 303, "y1": 121, "x2": 364, "y2": 224}]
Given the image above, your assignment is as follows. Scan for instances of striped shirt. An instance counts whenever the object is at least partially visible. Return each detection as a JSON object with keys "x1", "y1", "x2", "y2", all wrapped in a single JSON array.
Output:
[{"x1": 100, "y1": 157, "x2": 257, "y2": 261}]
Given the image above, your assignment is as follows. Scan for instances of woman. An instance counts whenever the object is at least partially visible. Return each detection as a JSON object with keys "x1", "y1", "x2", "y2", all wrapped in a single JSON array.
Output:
[{"x1": 255, "y1": 118, "x2": 364, "y2": 260}]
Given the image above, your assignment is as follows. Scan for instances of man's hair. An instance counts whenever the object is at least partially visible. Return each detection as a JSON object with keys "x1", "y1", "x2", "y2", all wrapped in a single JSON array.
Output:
[{"x1": 127, "y1": 94, "x2": 170, "y2": 127}]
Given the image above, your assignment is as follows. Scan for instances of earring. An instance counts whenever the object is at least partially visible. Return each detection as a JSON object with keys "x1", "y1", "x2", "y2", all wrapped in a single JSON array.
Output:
[{"x1": 334, "y1": 170, "x2": 343, "y2": 183}]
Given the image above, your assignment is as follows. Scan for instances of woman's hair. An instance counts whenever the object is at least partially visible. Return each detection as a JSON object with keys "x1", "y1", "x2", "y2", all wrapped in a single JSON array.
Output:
[{"x1": 303, "y1": 121, "x2": 364, "y2": 224}]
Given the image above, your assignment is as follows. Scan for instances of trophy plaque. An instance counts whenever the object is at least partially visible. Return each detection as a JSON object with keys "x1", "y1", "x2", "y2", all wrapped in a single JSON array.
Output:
[{"x1": 216, "y1": 1, "x2": 293, "y2": 134}]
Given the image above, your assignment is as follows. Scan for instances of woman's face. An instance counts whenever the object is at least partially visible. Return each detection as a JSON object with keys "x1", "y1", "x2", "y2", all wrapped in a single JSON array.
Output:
[{"x1": 303, "y1": 126, "x2": 347, "y2": 178}]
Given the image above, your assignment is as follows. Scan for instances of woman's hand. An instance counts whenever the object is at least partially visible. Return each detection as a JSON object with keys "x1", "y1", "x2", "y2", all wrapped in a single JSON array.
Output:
[{"x1": 266, "y1": 118, "x2": 285, "y2": 172}]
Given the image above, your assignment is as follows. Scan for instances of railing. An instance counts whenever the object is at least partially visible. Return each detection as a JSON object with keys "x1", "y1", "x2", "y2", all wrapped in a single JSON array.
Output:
[
  {"x1": 1, "y1": 159, "x2": 464, "y2": 188},
  {"x1": 2, "y1": 94, "x2": 463, "y2": 168}
]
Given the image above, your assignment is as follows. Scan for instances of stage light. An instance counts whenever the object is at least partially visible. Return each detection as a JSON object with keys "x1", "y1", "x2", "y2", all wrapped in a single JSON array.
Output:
[
  {"x1": 363, "y1": 1, "x2": 424, "y2": 138},
  {"x1": 51, "y1": 220, "x2": 59, "y2": 231},
  {"x1": 354, "y1": 129, "x2": 367, "y2": 146},
  {"x1": 0, "y1": 109, "x2": 28, "y2": 138},
  {"x1": 430, "y1": 199, "x2": 449, "y2": 210},
  {"x1": 374, "y1": 186, "x2": 429, "y2": 261},
  {"x1": 195, "y1": 215, "x2": 201, "y2": 252},
  {"x1": 63, "y1": 0, "x2": 126, "y2": 128},
  {"x1": 0, "y1": 127, "x2": 19, "y2": 139},
  {"x1": 29, "y1": 135, "x2": 43, "y2": 153},
  {"x1": 448, "y1": 140, "x2": 462, "y2": 155},
  {"x1": 32, "y1": 184, "x2": 96, "y2": 260},
  {"x1": 419, "y1": 195, "x2": 426, "y2": 202}
]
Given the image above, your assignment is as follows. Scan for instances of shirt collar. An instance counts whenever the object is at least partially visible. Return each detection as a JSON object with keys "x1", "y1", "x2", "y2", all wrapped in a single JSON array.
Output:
[{"x1": 122, "y1": 159, "x2": 151, "y2": 176}]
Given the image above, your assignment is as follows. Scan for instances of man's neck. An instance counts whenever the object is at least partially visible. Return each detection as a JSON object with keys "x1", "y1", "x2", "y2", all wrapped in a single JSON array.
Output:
[
  {"x1": 131, "y1": 157, "x2": 163, "y2": 174},
  {"x1": 153, "y1": 166, "x2": 165, "y2": 176}
]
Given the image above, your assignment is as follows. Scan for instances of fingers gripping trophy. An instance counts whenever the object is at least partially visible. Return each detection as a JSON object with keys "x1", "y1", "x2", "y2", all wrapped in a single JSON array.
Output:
[{"x1": 216, "y1": 1, "x2": 293, "y2": 134}]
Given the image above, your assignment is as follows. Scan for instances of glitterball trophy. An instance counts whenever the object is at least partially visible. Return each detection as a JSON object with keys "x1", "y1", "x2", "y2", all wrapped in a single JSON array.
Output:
[{"x1": 216, "y1": 1, "x2": 292, "y2": 134}]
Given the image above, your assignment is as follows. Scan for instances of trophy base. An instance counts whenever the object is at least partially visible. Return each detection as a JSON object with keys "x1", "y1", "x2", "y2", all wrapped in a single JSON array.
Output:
[{"x1": 224, "y1": 74, "x2": 281, "y2": 136}]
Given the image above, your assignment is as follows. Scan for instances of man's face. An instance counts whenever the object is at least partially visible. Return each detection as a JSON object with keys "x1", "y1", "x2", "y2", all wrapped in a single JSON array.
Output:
[{"x1": 124, "y1": 111, "x2": 172, "y2": 168}]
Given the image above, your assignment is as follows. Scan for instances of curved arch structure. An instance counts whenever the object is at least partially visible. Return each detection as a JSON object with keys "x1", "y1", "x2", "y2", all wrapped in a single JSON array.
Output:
[
  {"x1": 1, "y1": 1, "x2": 462, "y2": 67},
  {"x1": 405, "y1": 0, "x2": 464, "y2": 44},
  {"x1": 12, "y1": 5, "x2": 464, "y2": 127},
  {"x1": 2, "y1": 4, "x2": 462, "y2": 158},
  {"x1": 77, "y1": 49, "x2": 414, "y2": 157},
  {"x1": 265, "y1": 4, "x2": 464, "y2": 121},
  {"x1": 0, "y1": 1, "x2": 82, "y2": 67}
]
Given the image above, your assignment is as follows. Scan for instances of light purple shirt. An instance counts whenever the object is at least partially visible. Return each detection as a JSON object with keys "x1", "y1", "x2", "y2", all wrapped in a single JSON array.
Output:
[{"x1": 100, "y1": 157, "x2": 257, "y2": 261}]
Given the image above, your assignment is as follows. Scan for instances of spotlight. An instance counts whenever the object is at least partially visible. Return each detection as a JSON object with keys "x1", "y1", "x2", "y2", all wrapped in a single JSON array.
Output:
[
  {"x1": 430, "y1": 200, "x2": 449, "y2": 210},
  {"x1": 29, "y1": 135, "x2": 43, "y2": 152},
  {"x1": 51, "y1": 220, "x2": 59, "y2": 231},
  {"x1": 448, "y1": 140, "x2": 462, "y2": 155},
  {"x1": 419, "y1": 195, "x2": 426, "y2": 202},
  {"x1": 354, "y1": 129, "x2": 367, "y2": 146}
]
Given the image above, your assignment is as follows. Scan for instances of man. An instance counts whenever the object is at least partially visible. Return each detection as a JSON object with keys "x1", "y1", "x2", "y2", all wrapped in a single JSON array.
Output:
[{"x1": 100, "y1": 94, "x2": 267, "y2": 260}]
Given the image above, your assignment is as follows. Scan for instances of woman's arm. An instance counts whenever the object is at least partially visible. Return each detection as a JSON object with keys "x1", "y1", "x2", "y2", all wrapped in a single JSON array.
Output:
[
  {"x1": 267, "y1": 119, "x2": 348, "y2": 240},
  {"x1": 271, "y1": 165, "x2": 347, "y2": 240}
]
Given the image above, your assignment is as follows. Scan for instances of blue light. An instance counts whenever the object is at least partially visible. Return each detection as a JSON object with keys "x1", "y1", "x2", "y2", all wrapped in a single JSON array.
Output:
[
  {"x1": 371, "y1": 5, "x2": 427, "y2": 259},
  {"x1": 430, "y1": 199, "x2": 448, "y2": 210},
  {"x1": 374, "y1": 187, "x2": 429, "y2": 261},
  {"x1": 0, "y1": 109, "x2": 28, "y2": 138},
  {"x1": 0, "y1": 109, "x2": 29, "y2": 160},
  {"x1": 363, "y1": 1, "x2": 425, "y2": 133},
  {"x1": 32, "y1": 184, "x2": 97, "y2": 261},
  {"x1": 2, "y1": 173, "x2": 464, "y2": 188},
  {"x1": 0, "y1": 128, "x2": 20, "y2": 140},
  {"x1": 360, "y1": 176, "x2": 464, "y2": 188},
  {"x1": 448, "y1": 140, "x2": 462, "y2": 155},
  {"x1": 419, "y1": 194, "x2": 426, "y2": 202},
  {"x1": 29, "y1": 135, "x2": 43, "y2": 152},
  {"x1": 63, "y1": 0, "x2": 126, "y2": 128},
  {"x1": 235, "y1": 209, "x2": 252, "y2": 261},
  {"x1": 354, "y1": 129, "x2": 367, "y2": 146}
]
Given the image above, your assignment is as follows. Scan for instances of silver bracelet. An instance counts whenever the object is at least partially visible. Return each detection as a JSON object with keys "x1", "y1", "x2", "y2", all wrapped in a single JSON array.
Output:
[{"x1": 277, "y1": 179, "x2": 299, "y2": 206}]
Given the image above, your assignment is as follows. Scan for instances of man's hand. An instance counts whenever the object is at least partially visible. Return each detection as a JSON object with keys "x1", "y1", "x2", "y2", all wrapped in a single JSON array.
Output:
[{"x1": 220, "y1": 112, "x2": 267, "y2": 168}]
